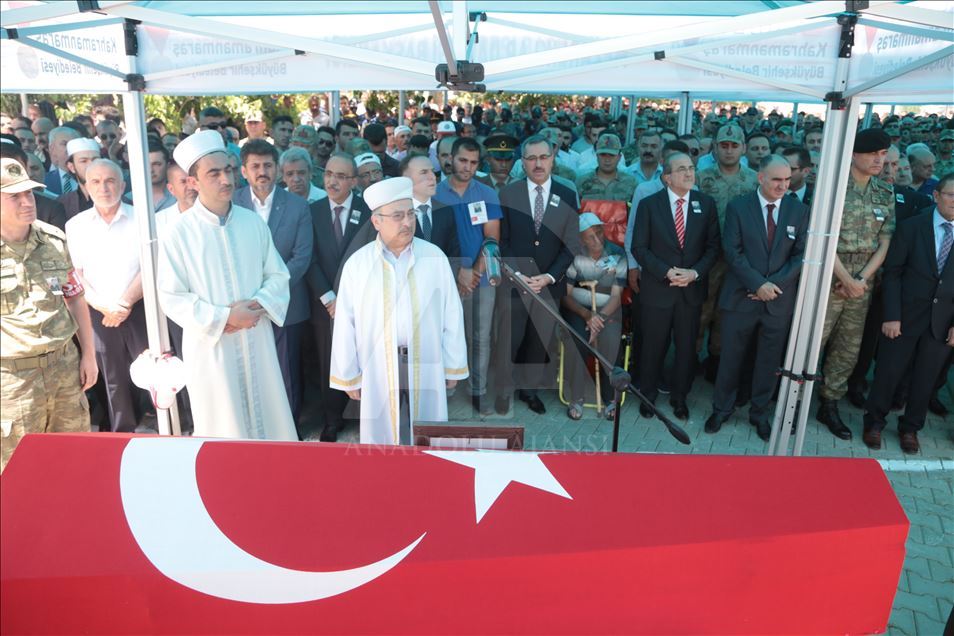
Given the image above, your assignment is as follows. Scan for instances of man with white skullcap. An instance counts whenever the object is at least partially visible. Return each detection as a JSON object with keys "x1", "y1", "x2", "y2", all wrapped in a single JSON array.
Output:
[
  {"x1": 389, "y1": 125, "x2": 412, "y2": 161},
  {"x1": 60, "y1": 137, "x2": 102, "y2": 221},
  {"x1": 354, "y1": 152, "x2": 384, "y2": 193},
  {"x1": 330, "y1": 177, "x2": 468, "y2": 445},
  {"x1": 157, "y1": 130, "x2": 296, "y2": 440}
]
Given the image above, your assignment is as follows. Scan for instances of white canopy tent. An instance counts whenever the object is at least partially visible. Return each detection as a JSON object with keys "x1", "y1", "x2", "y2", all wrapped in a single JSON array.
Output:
[{"x1": 2, "y1": 0, "x2": 952, "y2": 452}]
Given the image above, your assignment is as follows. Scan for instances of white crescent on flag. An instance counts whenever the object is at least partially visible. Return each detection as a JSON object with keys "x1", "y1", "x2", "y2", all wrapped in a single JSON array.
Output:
[{"x1": 119, "y1": 437, "x2": 425, "y2": 604}]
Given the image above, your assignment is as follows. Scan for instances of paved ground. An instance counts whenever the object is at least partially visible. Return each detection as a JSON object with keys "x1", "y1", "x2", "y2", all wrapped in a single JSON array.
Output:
[{"x1": 309, "y1": 368, "x2": 953, "y2": 634}]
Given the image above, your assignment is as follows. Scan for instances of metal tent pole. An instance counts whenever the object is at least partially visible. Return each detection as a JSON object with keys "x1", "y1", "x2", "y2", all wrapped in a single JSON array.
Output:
[
  {"x1": 398, "y1": 90, "x2": 407, "y2": 125},
  {"x1": 768, "y1": 13, "x2": 860, "y2": 456},
  {"x1": 625, "y1": 94, "x2": 637, "y2": 146},
  {"x1": 677, "y1": 92, "x2": 692, "y2": 135},
  {"x1": 863, "y1": 103, "x2": 874, "y2": 127},
  {"x1": 20, "y1": 94, "x2": 29, "y2": 117},
  {"x1": 331, "y1": 91, "x2": 341, "y2": 125},
  {"x1": 120, "y1": 19, "x2": 179, "y2": 436}
]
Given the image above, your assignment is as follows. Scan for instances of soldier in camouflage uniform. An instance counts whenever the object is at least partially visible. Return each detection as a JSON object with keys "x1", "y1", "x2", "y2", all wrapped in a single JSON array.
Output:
[
  {"x1": 576, "y1": 134, "x2": 637, "y2": 203},
  {"x1": 0, "y1": 157, "x2": 98, "y2": 471},
  {"x1": 816, "y1": 129, "x2": 896, "y2": 440},
  {"x1": 695, "y1": 124, "x2": 760, "y2": 379},
  {"x1": 935, "y1": 129, "x2": 954, "y2": 179}
]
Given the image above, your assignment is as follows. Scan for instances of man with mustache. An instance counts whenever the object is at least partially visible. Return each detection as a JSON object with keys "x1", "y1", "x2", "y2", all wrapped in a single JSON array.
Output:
[
  {"x1": 157, "y1": 131, "x2": 295, "y2": 441},
  {"x1": 330, "y1": 177, "x2": 467, "y2": 445},
  {"x1": 234, "y1": 139, "x2": 314, "y2": 424}
]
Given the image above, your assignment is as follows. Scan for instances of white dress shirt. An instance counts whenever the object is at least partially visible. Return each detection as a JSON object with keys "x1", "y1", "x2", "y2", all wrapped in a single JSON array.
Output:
[
  {"x1": 251, "y1": 186, "x2": 275, "y2": 223},
  {"x1": 791, "y1": 184, "x2": 808, "y2": 203},
  {"x1": 64, "y1": 202, "x2": 140, "y2": 305},
  {"x1": 413, "y1": 196, "x2": 433, "y2": 228},
  {"x1": 667, "y1": 187, "x2": 690, "y2": 221},
  {"x1": 934, "y1": 207, "x2": 954, "y2": 259},
  {"x1": 527, "y1": 177, "x2": 552, "y2": 211}
]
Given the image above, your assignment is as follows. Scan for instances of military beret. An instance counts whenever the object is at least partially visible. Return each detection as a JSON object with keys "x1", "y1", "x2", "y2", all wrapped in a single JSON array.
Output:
[{"x1": 853, "y1": 128, "x2": 891, "y2": 153}]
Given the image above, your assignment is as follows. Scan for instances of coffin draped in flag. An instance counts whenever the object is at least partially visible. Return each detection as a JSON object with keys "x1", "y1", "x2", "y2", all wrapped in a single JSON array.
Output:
[{"x1": 1, "y1": 434, "x2": 907, "y2": 635}]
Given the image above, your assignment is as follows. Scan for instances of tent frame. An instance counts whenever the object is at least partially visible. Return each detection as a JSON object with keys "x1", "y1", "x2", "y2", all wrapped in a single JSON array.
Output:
[{"x1": 2, "y1": 0, "x2": 951, "y2": 454}]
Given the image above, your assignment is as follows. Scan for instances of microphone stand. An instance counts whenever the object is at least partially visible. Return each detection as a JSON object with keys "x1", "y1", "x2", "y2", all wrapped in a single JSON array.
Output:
[{"x1": 501, "y1": 264, "x2": 691, "y2": 449}]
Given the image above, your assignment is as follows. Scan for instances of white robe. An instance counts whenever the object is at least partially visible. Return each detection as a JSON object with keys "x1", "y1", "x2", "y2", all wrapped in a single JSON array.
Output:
[
  {"x1": 156, "y1": 200, "x2": 296, "y2": 441},
  {"x1": 330, "y1": 237, "x2": 468, "y2": 445}
]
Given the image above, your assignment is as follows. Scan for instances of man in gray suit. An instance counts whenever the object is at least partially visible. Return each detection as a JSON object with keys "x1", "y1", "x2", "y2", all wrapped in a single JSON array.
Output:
[
  {"x1": 234, "y1": 139, "x2": 314, "y2": 423},
  {"x1": 705, "y1": 155, "x2": 809, "y2": 440}
]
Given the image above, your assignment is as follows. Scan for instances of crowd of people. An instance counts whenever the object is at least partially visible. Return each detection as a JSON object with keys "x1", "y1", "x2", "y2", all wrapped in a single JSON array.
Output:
[{"x1": 1, "y1": 94, "x2": 952, "y2": 469}]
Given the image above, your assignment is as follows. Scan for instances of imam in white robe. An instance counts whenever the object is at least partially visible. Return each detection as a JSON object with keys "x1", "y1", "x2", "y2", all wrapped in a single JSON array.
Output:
[
  {"x1": 157, "y1": 200, "x2": 296, "y2": 440},
  {"x1": 330, "y1": 237, "x2": 468, "y2": 445}
]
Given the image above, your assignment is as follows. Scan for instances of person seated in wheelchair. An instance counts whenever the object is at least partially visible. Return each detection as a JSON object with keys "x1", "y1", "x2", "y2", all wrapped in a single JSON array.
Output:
[{"x1": 559, "y1": 213, "x2": 626, "y2": 421}]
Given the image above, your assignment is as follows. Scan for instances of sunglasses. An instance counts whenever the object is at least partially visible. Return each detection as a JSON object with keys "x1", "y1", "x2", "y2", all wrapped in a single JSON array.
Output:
[{"x1": 202, "y1": 123, "x2": 224, "y2": 131}]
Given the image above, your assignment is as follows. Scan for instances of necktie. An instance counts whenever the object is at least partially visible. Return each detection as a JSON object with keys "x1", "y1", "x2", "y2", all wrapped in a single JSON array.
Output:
[
  {"x1": 938, "y1": 222, "x2": 953, "y2": 272},
  {"x1": 332, "y1": 205, "x2": 344, "y2": 247},
  {"x1": 62, "y1": 172, "x2": 74, "y2": 194},
  {"x1": 766, "y1": 203, "x2": 777, "y2": 246},
  {"x1": 674, "y1": 198, "x2": 686, "y2": 249},
  {"x1": 533, "y1": 185, "x2": 545, "y2": 234},
  {"x1": 419, "y1": 204, "x2": 431, "y2": 241}
]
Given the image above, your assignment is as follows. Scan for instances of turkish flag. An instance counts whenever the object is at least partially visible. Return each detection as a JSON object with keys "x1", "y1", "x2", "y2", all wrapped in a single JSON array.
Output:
[{"x1": 1, "y1": 433, "x2": 906, "y2": 635}]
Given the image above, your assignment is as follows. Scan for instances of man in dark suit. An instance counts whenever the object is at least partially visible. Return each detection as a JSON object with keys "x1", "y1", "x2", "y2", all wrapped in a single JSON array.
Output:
[
  {"x1": 305, "y1": 153, "x2": 372, "y2": 441},
  {"x1": 405, "y1": 154, "x2": 460, "y2": 260},
  {"x1": 494, "y1": 134, "x2": 581, "y2": 415},
  {"x1": 863, "y1": 173, "x2": 954, "y2": 454},
  {"x1": 705, "y1": 155, "x2": 809, "y2": 440},
  {"x1": 633, "y1": 152, "x2": 721, "y2": 420},
  {"x1": 43, "y1": 127, "x2": 80, "y2": 196},
  {"x1": 781, "y1": 146, "x2": 814, "y2": 209},
  {"x1": 234, "y1": 139, "x2": 314, "y2": 423},
  {"x1": 363, "y1": 123, "x2": 402, "y2": 178}
]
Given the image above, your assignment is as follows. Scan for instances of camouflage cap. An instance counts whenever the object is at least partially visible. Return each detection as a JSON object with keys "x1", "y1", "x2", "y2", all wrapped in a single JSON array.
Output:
[
  {"x1": 715, "y1": 125, "x2": 744, "y2": 144},
  {"x1": 883, "y1": 123, "x2": 901, "y2": 137},
  {"x1": 940, "y1": 129, "x2": 954, "y2": 141},
  {"x1": 291, "y1": 125, "x2": 317, "y2": 144},
  {"x1": 245, "y1": 110, "x2": 263, "y2": 122},
  {"x1": 595, "y1": 134, "x2": 622, "y2": 155},
  {"x1": 0, "y1": 156, "x2": 45, "y2": 193}
]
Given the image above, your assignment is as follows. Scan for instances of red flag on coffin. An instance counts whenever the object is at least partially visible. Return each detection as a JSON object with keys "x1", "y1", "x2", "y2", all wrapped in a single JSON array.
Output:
[{"x1": 1, "y1": 434, "x2": 907, "y2": 635}]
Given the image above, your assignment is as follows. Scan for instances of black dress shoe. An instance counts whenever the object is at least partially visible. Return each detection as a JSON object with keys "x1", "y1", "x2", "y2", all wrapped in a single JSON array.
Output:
[
  {"x1": 494, "y1": 395, "x2": 511, "y2": 415},
  {"x1": 318, "y1": 424, "x2": 338, "y2": 442},
  {"x1": 816, "y1": 398, "x2": 852, "y2": 440},
  {"x1": 671, "y1": 400, "x2": 689, "y2": 421},
  {"x1": 899, "y1": 431, "x2": 920, "y2": 454},
  {"x1": 704, "y1": 413, "x2": 726, "y2": 434},
  {"x1": 928, "y1": 396, "x2": 949, "y2": 417},
  {"x1": 750, "y1": 417, "x2": 771, "y2": 441},
  {"x1": 639, "y1": 401, "x2": 655, "y2": 419},
  {"x1": 524, "y1": 395, "x2": 546, "y2": 414}
]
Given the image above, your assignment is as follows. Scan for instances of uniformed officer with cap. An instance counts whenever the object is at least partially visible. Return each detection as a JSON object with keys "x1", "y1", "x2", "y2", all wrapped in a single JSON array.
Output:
[
  {"x1": 816, "y1": 128, "x2": 896, "y2": 440},
  {"x1": 576, "y1": 133, "x2": 637, "y2": 202},
  {"x1": 935, "y1": 128, "x2": 954, "y2": 178},
  {"x1": 483, "y1": 133, "x2": 520, "y2": 192},
  {"x1": 1, "y1": 157, "x2": 97, "y2": 471}
]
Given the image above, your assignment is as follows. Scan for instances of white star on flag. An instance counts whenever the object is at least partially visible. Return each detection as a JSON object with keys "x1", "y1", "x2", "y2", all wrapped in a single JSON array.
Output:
[{"x1": 424, "y1": 450, "x2": 572, "y2": 523}]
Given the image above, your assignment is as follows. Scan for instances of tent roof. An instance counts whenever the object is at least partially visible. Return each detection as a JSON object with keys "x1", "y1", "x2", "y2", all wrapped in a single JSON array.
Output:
[{"x1": 1, "y1": 0, "x2": 952, "y2": 103}]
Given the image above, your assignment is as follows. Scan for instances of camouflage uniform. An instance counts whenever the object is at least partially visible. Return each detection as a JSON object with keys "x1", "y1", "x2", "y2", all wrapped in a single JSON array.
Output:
[
  {"x1": 1, "y1": 220, "x2": 90, "y2": 471},
  {"x1": 818, "y1": 176, "x2": 895, "y2": 401},
  {"x1": 576, "y1": 170, "x2": 638, "y2": 203},
  {"x1": 935, "y1": 157, "x2": 954, "y2": 180},
  {"x1": 695, "y1": 164, "x2": 760, "y2": 355},
  {"x1": 311, "y1": 164, "x2": 326, "y2": 190}
]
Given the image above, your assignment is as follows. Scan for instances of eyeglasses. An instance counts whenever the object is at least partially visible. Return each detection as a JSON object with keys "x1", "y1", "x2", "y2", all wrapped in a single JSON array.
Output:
[
  {"x1": 670, "y1": 166, "x2": 695, "y2": 174},
  {"x1": 376, "y1": 210, "x2": 416, "y2": 222},
  {"x1": 326, "y1": 172, "x2": 355, "y2": 181},
  {"x1": 523, "y1": 153, "x2": 552, "y2": 162}
]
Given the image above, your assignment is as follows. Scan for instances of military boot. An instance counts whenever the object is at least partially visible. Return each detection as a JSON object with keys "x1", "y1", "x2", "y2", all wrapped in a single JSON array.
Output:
[{"x1": 816, "y1": 398, "x2": 852, "y2": 440}]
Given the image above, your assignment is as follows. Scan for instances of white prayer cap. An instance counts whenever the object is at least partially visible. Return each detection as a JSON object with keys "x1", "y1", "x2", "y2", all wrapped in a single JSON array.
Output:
[
  {"x1": 394, "y1": 125, "x2": 412, "y2": 135},
  {"x1": 173, "y1": 129, "x2": 226, "y2": 173},
  {"x1": 66, "y1": 138, "x2": 101, "y2": 157},
  {"x1": 363, "y1": 176, "x2": 413, "y2": 211},
  {"x1": 436, "y1": 121, "x2": 456, "y2": 134},
  {"x1": 354, "y1": 152, "x2": 381, "y2": 168}
]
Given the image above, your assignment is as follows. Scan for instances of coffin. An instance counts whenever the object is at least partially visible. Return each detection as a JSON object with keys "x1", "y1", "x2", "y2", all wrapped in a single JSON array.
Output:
[{"x1": 1, "y1": 433, "x2": 907, "y2": 635}]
